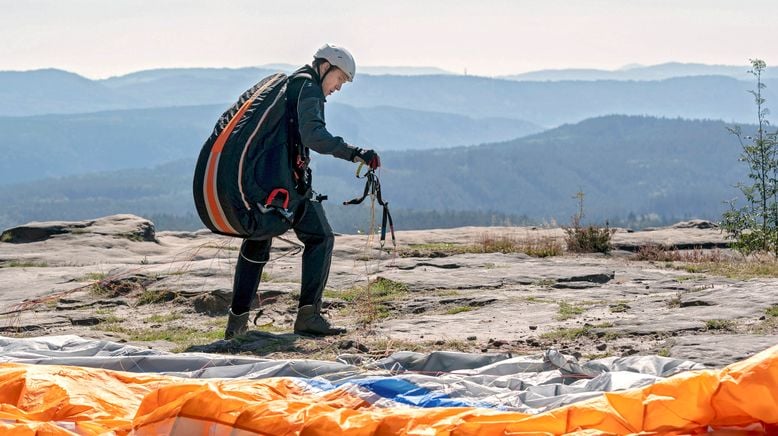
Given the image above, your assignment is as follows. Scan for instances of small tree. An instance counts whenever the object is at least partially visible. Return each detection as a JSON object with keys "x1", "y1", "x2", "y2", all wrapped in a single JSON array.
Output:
[{"x1": 722, "y1": 59, "x2": 778, "y2": 254}]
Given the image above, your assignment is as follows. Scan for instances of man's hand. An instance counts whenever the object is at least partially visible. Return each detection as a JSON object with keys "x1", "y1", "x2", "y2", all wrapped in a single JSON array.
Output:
[{"x1": 353, "y1": 148, "x2": 381, "y2": 170}]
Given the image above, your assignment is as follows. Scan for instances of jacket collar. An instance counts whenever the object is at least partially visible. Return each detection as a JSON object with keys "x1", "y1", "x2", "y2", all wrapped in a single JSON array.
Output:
[{"x1": 292, "y1": 64, "x2": 321, "y2": 84}]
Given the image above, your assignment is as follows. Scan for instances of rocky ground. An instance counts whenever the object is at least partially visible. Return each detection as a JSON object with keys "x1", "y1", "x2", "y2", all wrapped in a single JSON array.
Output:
[{"x1": 1, "y1": 214, "x2": 776, "y2": 367}]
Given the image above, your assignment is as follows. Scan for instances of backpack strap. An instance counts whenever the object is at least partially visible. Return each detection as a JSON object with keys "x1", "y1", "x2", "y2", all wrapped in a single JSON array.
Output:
[
  {"x1": 286, "y1": 71, "x2": 315, "y2": 192},
  {"x1": 289, "y1": 71, "x2": 313, "y2": 83}
]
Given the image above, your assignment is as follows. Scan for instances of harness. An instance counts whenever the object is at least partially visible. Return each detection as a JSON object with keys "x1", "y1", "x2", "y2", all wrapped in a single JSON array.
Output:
[{"x1": 343, "y1": 164, "x2": 396, "y2": 248}]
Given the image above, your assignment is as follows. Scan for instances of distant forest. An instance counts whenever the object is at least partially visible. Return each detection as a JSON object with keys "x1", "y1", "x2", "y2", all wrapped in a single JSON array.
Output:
[{"x1": 0, "y1": 115, "x2": 748, "y2": 232}]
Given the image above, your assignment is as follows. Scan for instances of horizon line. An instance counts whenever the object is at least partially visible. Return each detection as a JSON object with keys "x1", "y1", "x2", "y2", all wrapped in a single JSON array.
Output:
[{"x1": 0, "y1": 60, "x2": 765, "y2": 81}]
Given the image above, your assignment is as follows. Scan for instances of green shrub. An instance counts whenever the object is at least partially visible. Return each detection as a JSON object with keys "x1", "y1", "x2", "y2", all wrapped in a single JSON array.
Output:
[
  {"x1": 563, "y1": 190, "x2": 616, "y2": 254},
  {"x1": 564, "y1": 226, "x2": 615, "y2": 254}
]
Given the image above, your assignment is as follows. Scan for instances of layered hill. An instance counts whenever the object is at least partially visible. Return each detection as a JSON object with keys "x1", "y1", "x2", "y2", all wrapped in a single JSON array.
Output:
[
  {"x1": 2, "y1": 68, "x2": 775, "y2": 127},
  {"x1": 0, "y1": 104, "x2": 541, "y2": 185},
  {"x1": 0, "y1": 115, "x2": 749, "y2": 231}
]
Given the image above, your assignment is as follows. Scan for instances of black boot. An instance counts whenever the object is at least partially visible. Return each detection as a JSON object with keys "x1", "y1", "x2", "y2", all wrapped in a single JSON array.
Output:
[
  {"x1": 293, "y1": 304, "x2": 346, "y2": 336},
  {"x1": 224, "y1": 308, "x2": 249, "y2": 339}
]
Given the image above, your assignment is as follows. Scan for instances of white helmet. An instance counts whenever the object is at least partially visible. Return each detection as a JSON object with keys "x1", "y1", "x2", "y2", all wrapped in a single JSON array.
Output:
[{"x1": 314, "y1": 44, "x2": 356, "y2": 82}]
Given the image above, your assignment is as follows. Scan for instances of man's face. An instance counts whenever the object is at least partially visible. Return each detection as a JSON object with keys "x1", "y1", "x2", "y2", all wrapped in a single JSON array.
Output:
[{"x1": 321, "y1": 66, "x2": 350, "y2": 97}]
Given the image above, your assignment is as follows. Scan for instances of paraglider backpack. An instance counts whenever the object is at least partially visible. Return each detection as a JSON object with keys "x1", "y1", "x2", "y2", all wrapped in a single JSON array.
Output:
[{"x1": 193, "y1": 72, "x2": 311, "y2": 239}]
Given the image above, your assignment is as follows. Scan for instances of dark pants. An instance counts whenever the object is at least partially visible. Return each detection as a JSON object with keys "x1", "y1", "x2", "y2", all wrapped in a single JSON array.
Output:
[{"x1": 230, "y1": 200, "x2": 334, "y2": 315}]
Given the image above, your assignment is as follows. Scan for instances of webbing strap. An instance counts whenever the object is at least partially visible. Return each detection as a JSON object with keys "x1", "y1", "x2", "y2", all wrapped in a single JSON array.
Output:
[{"x1": 343, "y1": 166, "x2": 396, "y2": 248}]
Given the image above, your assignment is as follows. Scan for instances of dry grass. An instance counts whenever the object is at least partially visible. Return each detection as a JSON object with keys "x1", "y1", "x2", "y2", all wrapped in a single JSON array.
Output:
[
  {"x1": 398, "y1": 242, "x2": 467, "y2": 257},
  {"x1": 478, "y1": 233, "x2": 564, "y2": 257},
  {"x1": 3, "y1": 260, "x2": 49, "y2": 268},
  {"x1": 96, "y1": 317, "x2": 223, "y2": 351},
  {"x1": 525, "y1": 295, "x2": 552, "y2": 303},
  {"x1": 136, "y1": 289, "x2": 177, "y2": 305},
  {"x1": 704, "y1": 319, "x2": 737, "y2": 331},
  {"x1": 682, "y1": 259, "x2": 778, "y2": 279},
  {"x1": 144, "y1": 313, "x2": 183, "y2": 323},
  {"x1": 749, "y1": 306, "x2": 778, "y2": 334},
  {"x1": 667, "y1": 292, "x2": 682, "y2": 308},
  {"x1": 445, "y1": 306, "x2": 473, "y2": 315},
  {"x1": 635, "y1": 245, "x2": 778, "y2": 279},
  {"x1": 329, "y1": 277, "x2": 410, "y2": 325},
  {"x1": 283, "y1": 337, "x2": 483, "y2": 361},
  {"x1": 609, "y1": 302, "x2": 630, "y2": 313},
  {"x1": 400, "y1": 232, "x2": 563, "y2": 258},
  {"x1": 635, "y1": 244, "x2": 724, "y2": 263},
  {"x1": 79, "y1": 272, "x2": 108, "y2": 282},
  {"x1": 556, "y1": 302, "x2": 586, "y2": 320},
  {"x1": 540, "y1": 323, "x2": 616, "y2": 341}
]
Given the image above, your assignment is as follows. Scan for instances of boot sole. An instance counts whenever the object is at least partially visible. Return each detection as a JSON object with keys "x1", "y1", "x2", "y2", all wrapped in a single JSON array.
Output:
[{"x1": 293, "y1": 329, "x2": 346, "y2": 337}]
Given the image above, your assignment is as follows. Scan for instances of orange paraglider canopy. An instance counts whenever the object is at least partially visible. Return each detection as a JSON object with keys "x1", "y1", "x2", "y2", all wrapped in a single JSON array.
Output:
[{"x1": 0, "y1": 343, "x2": 776, "y2": 435}]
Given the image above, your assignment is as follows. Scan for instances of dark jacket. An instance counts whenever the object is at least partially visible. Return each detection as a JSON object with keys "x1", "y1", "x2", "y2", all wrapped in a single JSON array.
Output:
[{"x1": 287, "y1": 65, "x2": 358, "y2": 191}]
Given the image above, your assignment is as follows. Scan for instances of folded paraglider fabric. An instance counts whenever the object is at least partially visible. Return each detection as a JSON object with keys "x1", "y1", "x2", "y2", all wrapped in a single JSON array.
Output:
[{"x1": 0, "y1": 335, "x2": 776, "y2": 435}]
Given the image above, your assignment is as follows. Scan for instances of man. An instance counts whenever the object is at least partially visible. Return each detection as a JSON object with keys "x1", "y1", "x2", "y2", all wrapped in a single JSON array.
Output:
[{"x1": 224, "y1": 44, "x2": 380, "y2": 339}]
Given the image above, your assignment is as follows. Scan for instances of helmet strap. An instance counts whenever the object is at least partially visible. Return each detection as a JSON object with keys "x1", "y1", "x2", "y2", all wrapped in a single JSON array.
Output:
[{"x1": 319, "y1": 63, "x2": 333, "y2": 83}]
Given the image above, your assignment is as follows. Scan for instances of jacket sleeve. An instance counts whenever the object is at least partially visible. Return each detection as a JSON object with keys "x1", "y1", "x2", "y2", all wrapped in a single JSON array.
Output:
[{"x1": 297, "y1": 80, "x2": 358, "y2": 161}]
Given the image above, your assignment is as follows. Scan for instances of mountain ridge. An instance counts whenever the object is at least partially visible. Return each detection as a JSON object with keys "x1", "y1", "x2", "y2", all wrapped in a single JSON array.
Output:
[
  {"x1": 502, "y1": 62, "x2": 778, "y2": 81},
  {"x1": 2, "y1": 67, "x2": 775, "y2": 126}
]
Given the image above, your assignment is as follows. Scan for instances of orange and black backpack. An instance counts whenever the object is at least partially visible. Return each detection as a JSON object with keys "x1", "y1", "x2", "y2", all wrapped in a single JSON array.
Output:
[{"x1": 193, "y1": 72, "x2": 310, "y2": 239}]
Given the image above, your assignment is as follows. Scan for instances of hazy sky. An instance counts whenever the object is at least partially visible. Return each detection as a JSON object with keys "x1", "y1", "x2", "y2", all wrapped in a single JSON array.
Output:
[{"x1": 1, "y1": 0, "x2": 775, "y2": 78}]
